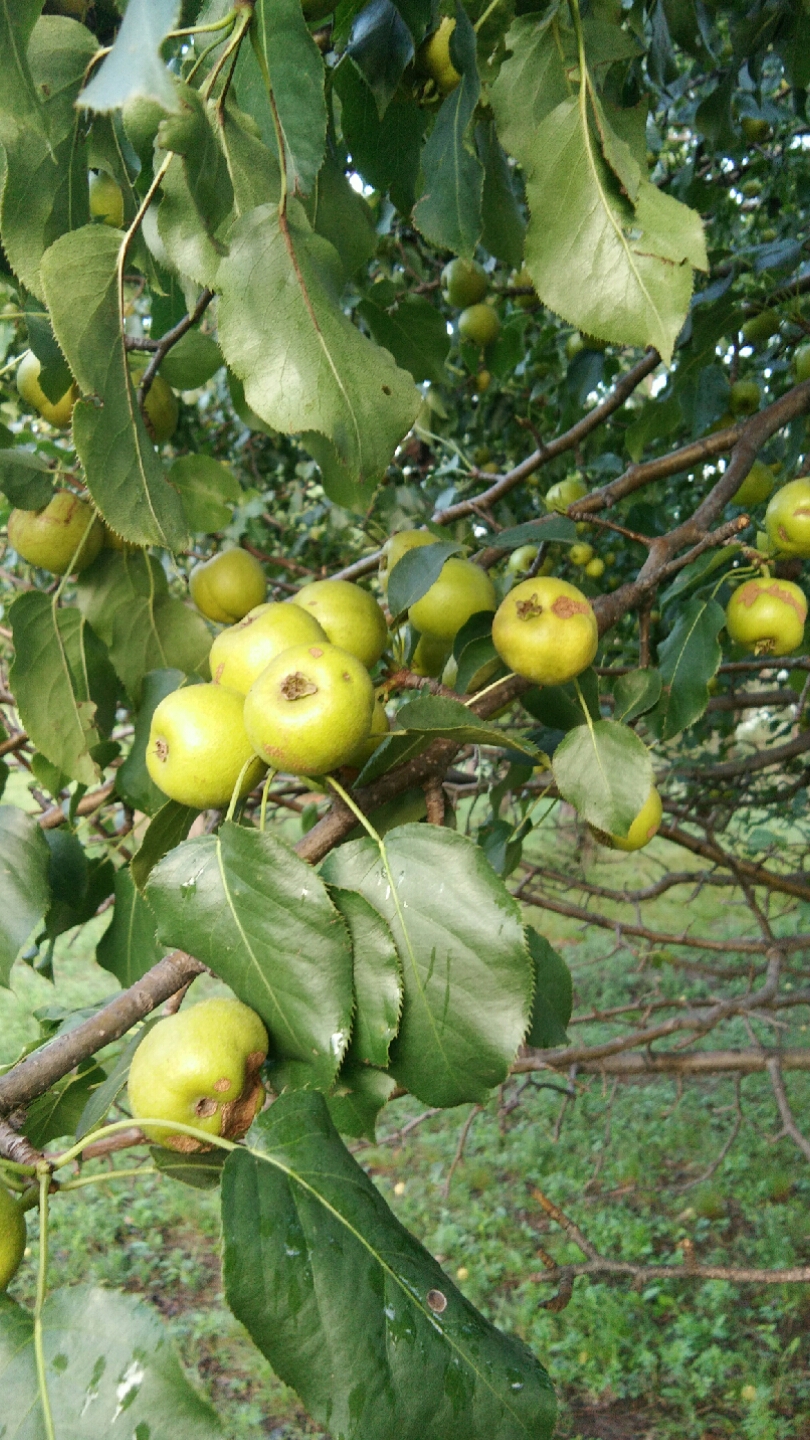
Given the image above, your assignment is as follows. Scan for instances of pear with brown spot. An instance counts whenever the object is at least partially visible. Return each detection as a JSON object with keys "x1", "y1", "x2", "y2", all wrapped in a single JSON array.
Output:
[
  {"x1": 492, "y1": 577, "x2": 598, "y2": 685},
  {"x1": 244, "y1": 641, "x2": 375, "y2": 776},
  {"x1": 725, "y1": 576, "x2": 807, "y2": 655}
]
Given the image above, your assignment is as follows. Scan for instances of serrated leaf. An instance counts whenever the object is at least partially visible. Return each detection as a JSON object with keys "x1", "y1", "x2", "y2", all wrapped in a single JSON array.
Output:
[
  {"x1": 96, "y1": 867, "x2": 164, "y2": 988},
  {"x1": 217, "y1": 202, "x2": 420, "y2": 495},
  {"x1": 168, "y1": 454, "x2": 240, "y2": 532},
  {"x1": 326, "y1": 1062, "x2": 397, "y2": 1140},
  {"x1": 552, "y1": 718, "x2": 652, "y2": 836},
  {"x1": 525, "y1": 928, "x2": 572, "y2": 1049},
  {"x1": 386, "y1": 539, "x2": 462, "y2": 617},
  {"x1": 10, "y1": 592, "x2": 118, "y2": 788},
  {"x1": 147, "y1": 822, "x2": 354, "y2": 1091},
  {"x1": 157, "y1": 153, "x2": 224, "y2": 289},
  {"x1": 0, "y1": 449, "x2": 54, "y2": 510},
  {"x1": 131, "y1": 800, "x2": 198, "y2": 892},
  {"x1": 329, "y1": 886, "x2": 402, "y2": 1068},
  {"x1": 0, "y1": 807, "x2": 51, "y2": 988},
  {"x1": 252, "y1": 0, "x2": 326, "y2": 196},
  {"x1": 347, "y1": 0, "x2": 414, "y2": 117},
  {"x1": 24, "y1": 1061, "x2": 105, "y2": 1148},
  {"x1": 156, "y1": 86, "x2": 233, "y2": 285},
  {"x1": 413, "y1": 3, "x2": 483, "y2": 257},
  {"x1": 158, "y1": 330, "x2": 223, "y2": 390},
  {"x1": 646, "y1": 595, "x2": 724, "y2": 740},
  {"x1": 358, "y1": 286, "x2": 450, "y2": 384},
  {"x1": 333, "y1": 59, "x2": 425, "y2": 214},
  {"x1": 476, "y1": 116, "x2": 526, "y2": 268},
  {"x1": 40, "y1": 226, "x2": 189, "y2": 548},
  {"x1": 612, "y1": 668, "x2": 662, "y2": 724},
  {"x1": 493, "y1": 516, "x2": 577, "y2": 549},
  {"x1": 78, "y1": 0, "x2": 183, "y2": 113},
  {"x1": 76, "y1": 550, "x2": 211, "y2": 702},
  {"x1": 223, "y1": 1093, "x2": 556, "y2": 1438},
  {"x1": 490, "y1": 13, "x2": 571, "y2": 155},
  {"x1": 0, "y1": 1286, "x2": 224, "y2": 1437},
  {"x1": 322, "y1": 824, "x2": 533, "y2": 1106},
  {"x1": 219, "y1": 95, "x2": 281, "y2": 214}
]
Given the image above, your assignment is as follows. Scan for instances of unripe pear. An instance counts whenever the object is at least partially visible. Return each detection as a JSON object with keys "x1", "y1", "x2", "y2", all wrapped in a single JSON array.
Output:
[
  {"x1": 507, "y1": 544, "x2": 539, "y2": 575},
  {"x1": 128, "y1": 359, "x2": 179, "y2": 444},
  {"x1": 411, "y1": 632, "x2": 452, "y2": 677},
  {"x1": 765, "y1": 477, "x2": 810, "y2": 558},
  {"x1": 16, "y1": 351, "x2": 77, "y2": 428},
  {"x1": 569, "y1": 542, "x2": 594, "y2": 567},
  {"x1": 740, "y1": 310, "x2": 779, "y2": 347},
  {"x1": 725, "y1": 577, "x2": 806, "y2": 655},
  {"x1": 458, "y1": 303, "x2": 500, "y2": 348},
  {"x1": 210, "y1": 602, "x2": 327, "y2": 694},
  {"x1": 146, "y1": 683, "x2": 266, "y2": 808},
  {"x1": 732, "y1": 459, "x2": 774, "y2": 507},
  {"x1": 729, "y1": 378, "x2": 761, "y2": 416},
  {"x1": 546, "y1": 476, "x2": 587, "y2": 512},
  {"x1": 420, "y1": 17, "x2": 461, "y2": 94},
  {"x1": 492, "y1": 577, "x2": 598, "y2": 685},
  {"x1": 408, "y1": 557, "x2": 496, "y2": 642},
  {"x1": 244, "y1": 642, "x2": 375, "y2": 776},
  {"x1": 442, "y1": 257, "x2": 487, "y2": 308},
  {"x1": 8, "y1": 490, "x2": 104, "y2": 574},
  {"x1": 290, "y1": 579, "x2": 388, "y2": 669},
  {"x1": 0, "y1": 1187, "x2": 26, "y2": 1290},
  {"x1": 794, "y1": 344, "x2": 810, "y2": 383},
  {"x1": 190, "y1": 549, "x2": 267, "y2": 623},
  {"x1": 585, "y1": 556, "x2": 605, "y2": 579},
  {"x1": 592, "y1": 787, "x2": 663, "y2": 852},
  {"x1": 89, "y1": 169, "x2": 124, "y2": 227}
]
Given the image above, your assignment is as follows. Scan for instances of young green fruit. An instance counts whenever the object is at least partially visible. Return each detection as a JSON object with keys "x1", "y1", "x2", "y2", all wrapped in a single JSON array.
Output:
[
  {"x1": 569, "y1": 542, "x2": 594, "y2": 567},
  {"x1": 290, "y1": 579, "x2": 388, "y2": 669},
  {"x1": 732, "y1": 459, "x2": 774, "y2": 507},
  {"x1": 244, "y1": 642, "x2": 375, "y2": 776},
  {"x1": 379, "y1": 529, "x2": 436, "y2": 591},
  {"x1": 8, "y1": 490, "x2": 104, "y2": 574},
  {"x1": 16, "y1": 350, "x2": 77, "y2": 428},
  {"x1": 189, "y1": 549, "x2": 267, "y2": 623},
  {"x1": 545, "y1": 476, "x2": 587, "y2": 512},
  {"x1": 765, "y1": 477, "x2": 810, "y2": 557},
  {"x1": 0, "y1": 1186, "x2": 26, "y2": 1290},
  {"x1": 592, "y1": 787, "x2": 663, "y2": 852},
  {"x1": 475, "y1": 369, "x2": 491, "y2": 394},
  {"x1": 492, "y1": 577, "x2": 598, "y2": 685},
  {"x1": 725, "y1": 577, "x2": 807, "y2": 655},
  {"x1": 442, "y1": 257, "x2": 487, "y2": 308},
  {"x1": 729, "y1": 378, "x2": 761, "y2": 416},
  {"x1": 741, "y1": 115, "x2": 770, "y2": 144},
  {"x1": 411, "y1": 632, "x2": 452, "y2": 677},
  {"x1": 128, "y1": 360, "x2": 179, "y2": 444},
  {"x1": 344, "y1": 697, "x2": 390, "y2": 768},
  {"x1": 127, "y1": 997, "x2": 268, "y2": 1152},
  {"x1": 89, "y1": 169, "x2": 124, "y2": 227},
  {"x1": 741, "y1": 310, "x2": 779, "y2": 347},
  {"x1": 146, "y1": 683, "x2": 266, "y2": 808},
  {"x1": 408, "y1": 557, "x2": 497, "y2": 642},
  {"x1": 794, "y1": 344, "x2": 810, "y2": 384},
  {"x1": 210, "y1": 602, "x2": 327, "y2": 694},
  {"x1": 584, "y1": 556, "x2": 605, "y2": 579},
  {"x1": 458, "y1": 303, "x2": 500, "y2": 348},
  {"x1": 507, "y1": 544, "x2": 539, "y2": 575},
  {"x1": 420, "y1": 16, "x2": 460, "y2": 93}
]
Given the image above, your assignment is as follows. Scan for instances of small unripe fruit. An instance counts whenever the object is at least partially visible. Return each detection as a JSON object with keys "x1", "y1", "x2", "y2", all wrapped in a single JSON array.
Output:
[
  {"x1": 458, "y1": 304, "x2": 500, "y2": 348},
  {"x1": 88, "y1": 169, "x2": 124, "y2": 227},
  {"x1": 765, "y1": 478, "x2": 810, "y2": 558},
  {"x1": 146, "y1": 683, "x2": 266, "y2": 808},
  {"x1": 741, "y1": 310, "x2": 779, "y2": 347},
  {"x1": 569, "y1": 542, "x2": 594, "y2": 567},
  {"x1": 244, "y1": 642, "x2": 375, "y2": 776},
  {"x1": 441, "y1": 257, "x2": 487, "y2": 308},
  {"x1": 420, "y1": 17, "x2": 461, "y2": 94},
  {"x1": 408, "y1": 557, "x2": 496, "y2": 642},
  {"x1": 0, "y1": 1187, "x2": 26, "y2": 1291},
  {"x1": 507, "y1": 544, "x2": 539, "y2": 575},
  {"x1": 741, "y1": 115, "x2": 770, "y2": 144},
  {"x1": 510, "y1": 266, "x2": 537, "y2": 309},
  {"x1": 127, "y1": 998, "x2": 268, "y2": 1152},
  {"x1": 732, "y1": 459, "x2": 774, "y2": 507},
  {"x1": 209, "y1": 602, "x2": 327, "y2": 695},
  {"x1": 128, "y1": 359, "x2": 179, "y2": 444},
  {"x1": 16, "y1": 351, "x2": 77, "y2": 428},
  {"x1": 492, "y1": 577, "x2": 598, "y2": 685},
  {"x1": 8, "y1": 490, "x2": 104, "y2": 574},
  {"x1": 585, "y1": 556, "x2": 605, "y2": 579},
  {"x1": 475, "y1": 369, "x2": 491, "y2": 394},
  {"x1": 794, "y1": 344, "x2": 810, "y2": 383},
  {"x1": 592, "y1": 787, "x2": 663, "y2": 852},
  {"x1": 190, "y1": 549, "x2": 267, "y2": 624},
  {"x1": 546, "y1": 476, "x2": 587, "y2": 512},
  {"x1": 291, "y1": 579, "x2": 388, "y2": 669},
  {"x1": 729, "y1": 378, "x2": 761, "y2": 416},
  {"x1": 725, "y1": 577, "x2": 806, "y2": 655}
]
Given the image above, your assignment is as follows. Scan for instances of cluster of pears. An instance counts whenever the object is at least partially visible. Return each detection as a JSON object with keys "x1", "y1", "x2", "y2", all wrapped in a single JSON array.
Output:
[
  {"x1": 148, "y1": 550, "x2": 389, "y2": 808},
  {"x1": 441, "y1": 257, "x2": 501, "y2": 379}
]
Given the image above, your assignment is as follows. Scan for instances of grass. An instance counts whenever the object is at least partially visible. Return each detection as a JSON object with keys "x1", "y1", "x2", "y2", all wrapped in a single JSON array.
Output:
[{"x1": 2, "y1": 814, "x2": 809, "y2": 1439}]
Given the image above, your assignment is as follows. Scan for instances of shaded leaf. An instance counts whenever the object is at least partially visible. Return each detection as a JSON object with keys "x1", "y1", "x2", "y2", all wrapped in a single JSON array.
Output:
[
  {"x1": 347, "y1": 0, "x2": 414, "y2": 117},
  {"x1": 493, "y1": 516, "x2": 577, "y2": 549},
  {"x1": 552, "y1": 718, "x2": 652, "y2": 836},
  {"x1": 333, "y1": 60, "x2": 425, "y2": 214},
  {"x1": 0, "y1": 807, "x2": 51, "y2": 988},
  {"x1": 525, "y1": 929, "x2": 572, "y2": 1049},
  {"x1": 306, "y1": 146, "x2": 377, "y2": 281},
  {"x1": 413, "y1": 4, "x2": 483, "y2": 257},
  {"x1": 158, "y1": 329, "x2": 223, "y2": 390},
  {"x1": 78, "y1": 0, "x2": 183, "y2": 113},
  {"x1": 326, "y1": 1062, "x2": 397, "y2": 1140},
  {"x1": 24, "y1": 1061, "x2": 105, "y2": 1148},
  {"x1": 168, "y1": 454, "x2": 241, "y2": 533},
  {"x1": 131, "y1": 800, "x2": 198, "y2": 893},
  {"x1": 476, "y1": 116, "x2": 526, "y2": 269},
  {"x1": 252, "y1": 0, "x2": 326, "y2": 196},
  {"x1": 151, "y1": 1145, "x2": 227, "y2": 1189},
  {"x1": 646, "y1": 596, "x2": 724, "y2": 740},
  {"x1": 116, "y1": 668, "x2": 187, "y2": 815},
  {"x1": 0, "y1": 449, "x2": 54, "y2": 510},
  {"x1": 76, "y1": 1021, "x2": 161, "y2": 1140},
  {"x1": 612, "y1": 668, "x2": 662, "y2": 724},
  {"x1": 329, "y1": 886, "x2": 402, "y2": 1069},
  {"x1": 358, "y1": 284, "x2": 450, "y2": 385},
  {"x1": 96, "y1": 867, "x2": 164, "y2": 989},
  {"x1": 386, "y1": 539, "x2": 462, "y2": 617}
]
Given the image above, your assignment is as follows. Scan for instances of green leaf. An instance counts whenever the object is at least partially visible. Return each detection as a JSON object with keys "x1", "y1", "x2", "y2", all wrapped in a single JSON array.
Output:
[
  {"x1": 116, "y1": 668, "x2": 187, "y2": 814},
  {"x1": 490, "y1": 16, "x2": 570, "y2": 155},
  {"x1": 612, "y1": 668, "x2": 663, "y2": 724},
  {"x1": 76, "y1": 550, "x2": 211, "y2": 702},
  {"x1": 217, "y1": 202, "x2": 420, "y2": 496},
  {"x1": 525, "y1": 928, "x2": 572, "y2": 1049},
  {"x1": 0, "y1": 449, "x2": 54, "y2": 510},
  {"x1": 0, "y1": 14, "x2": 96, "y2": 301},
  {"x1": 492, "y1": 516, "x2": 577, "y2": 549},
  {"x1": 306, "y1": 147, "x2": 379, "y2": 284},
  {"x1": 10, "y1": 592, "x2": 118, "y2": 788},
  {"x1": 413, "y1": 4, "x2": 483, "y2": 257},
  {"x1": 219, "y1": 96, "x2": 281, "y2": 215},
  {"x1": 356, "y1": 694, "x2": 538, "y2": 785},
  {"x1": 346, "y1": 0, "x2": 414, "y2": 116},
  {"x1": 358, "y1": 283, "x2": 450, "y2": 385},
  {"x1": 658, "y1": 548, "x2": 734, "y2": 608},
  {"x1": 252, "y1": 0, "x2": 327, "y2": 196},
  {"x1": 96, "y1": 867, "x2": 164, "y2": 988},
  {"x1": 386, "y1": 539, "x2": 462, "y2": 617},
  {"x1": 131, "y1": 800, "x2": 198, "y2": 892},
  {"x1": 552, "y1": 718, "x2": 653, "y2": 836},
  {"x1": 0, "y1": 807, "x2": 51, "y2": 988},
  {"x1": 322, "y1": 825, "x2": 533, "y2": 1106},
  {"x1": 333, "y1": 59, "x2": 425, "y2": 214},
  {"x1": 158, "y1": 329, "x2": 223, "y2": 390},
  {"x1": 521, "y1": 669, "x2": 599, "y2": 732},
  {"x1": 24, "y1": 1061, "x2": 106, "y2": 1148},
  {"x1": 78, "y1": 0, "x2": 183, "y2": 113},
  {"x1": 326, "y1": 1061, "x2": 397, "y2": 1140},
  {"x1": 329, "y1": 886, "x2": 402, "y2": 1068},
  {"x1": 625, "y1": 393, "x2": 683, "y2": 462},
  {"x1": 157, "y1": 87, "x2": 234, "y2": 281},
  {"x1": 167, "y1": 454, "x2": 241, "y2": 533},
  {"x1": 646, "y1": 596, "x2": 724, "y2": 741},
  {"x1": 41, "y1": 829, "x2": 115, "y2": 945},
  {"x1": 147, "y1": 822, "x2": 354, "y2": 1091},
  {"x1": 476, "y1": 116, "x2": 526, "y2": 269},
  {"x1": 157, "y1": 153, "x2": 224, "y2": 289},
  {"x1": 24, "y1": 301, "x2": 73, "y2": 404},
  {"x1": 40, "y1": 226, "x2": 189, "y2": 549},
  {"x1": 76, "y1": 1021, "x2": 160, "y2": 1139},
  {"x1": 0, "y1": 1286, "x2": 224, "y2": 1437},
  {"x1": 150, "y1": 1144, "x2": 227, "y2": 1189},
  {"x1": 222, "y1": 1093, "x2": 556, "y2": 1438}
]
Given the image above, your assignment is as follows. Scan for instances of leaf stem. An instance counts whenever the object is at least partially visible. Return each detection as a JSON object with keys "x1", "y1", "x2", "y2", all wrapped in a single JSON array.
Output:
[
  {"x1": 58, "y1": 1166, "x2": 157, "y2": 1192},
  {"x1": 167, "y1": 11, "x2": 239, "y2": 40},
  {"x1": 259, "y1": 768, "x2": 276, "y2": 832},
  {"x1": 34, "y1": 1166, "x2": 55, "y2": 1440},
  {"x1": 226, "y1": 757, "x2": 254, "y2": 822},
  {"x1": 474, "y1": 0, "x2": 505, "y2": 31}
]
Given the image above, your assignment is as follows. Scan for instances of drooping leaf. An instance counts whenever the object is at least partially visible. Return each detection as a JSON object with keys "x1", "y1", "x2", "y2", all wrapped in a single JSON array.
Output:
[
  {"x1": 492, "y1": 516, "x2": 577, "y2": 549},
  {"x1": 158, "y1": 330, "x2": 223, "y2": 390},
  {"x1": 131, "y1": 800, "x2": 198, "y2": 892},
  {"x1": 524, "y1": 929, "x2": 572, "y2": 1049},
  {"x1": 24, "y1": 300, "x2": 73, "y2": 404},
  {"x1": 413, "y1": 3, "x2": 483, "y2": 257},
  {"x1": 329, "y1": 886, "x2": 402, "y2": 1068},
  {"x1": 217, "y1": 202, "x2": 420, "y2": 498},
  {"x1": 40, "y1": 226, "x2": 189, "y2": 549},
  {"x1": 0, "y1": 449, "x2": 54, "y2": 510},
  {"x1": 76, "y1": 1021, "x2": 161, "y2": 1140},
  {"x1": 96, "y1": 867, "x2": 164, "y2": 988},
  {"x1": 0, "y1": 807, "x2": 51, "y2": 988},
  {"x1": 326, "y1": 1061, "x2": 397, "y2": 1141},
  {"x1": 219, "y1": 95, "x2": 281, "y2": 214},
  {"x1": 41, "y1": 829, "x2": 114, "y2": 946},
  {"x1": 222, "y1": 1093, "x2": 557, "y2": 1439},
  {"x1": 0, "y1": 1286, "x2": 224, "y2": 1438},
  {"x1": 24, "y1": 1061, "x2": 106, "y2": 1148},
  {"x1": 322, "y1": 825, "x2": 533, "y2": 1106},
  {"x1": 346, "y1": 0, "x2": 415, "y2": 117},
  {"x1": 386, "y1": 539, "x2": 462, "y2": 617},
  {"x1": 78, "y1": 0, "x2": 183, "y2": 113},
  {"x1": 333, "y1": 59, "x2": 426, "y2": 214},
  {"x1": 646, "y1": 596, "x2": 725, "y2": 740},
  {"x1": 476, "y1": 116, "x2": 526, "y2": 269},
  {"x1": 156, "y1": 86, "x2": 234, "y2": 285},
  {"x1": 9, "y1": 592, "x2": 118, "y2": 788},
  {"x1": 147, "y1": 822, "x2": 354, "y2": 1091},
  {"x1": 358, "y1": 283, "x2": 450, "y2": 385},
  {"x1": 306, "y1": 147, "x2": 378, "y2": 281},
  {"x1": 356, "y1": 694, "x2": 539, "y2": 785},
  {"x1": 167, "y1": 454, "x2": 241, "y2": 533},
  {"x1": 150, "y1": 1145, "x2": 227, "y2": 1189},
  {"x1": 521, "y1": 669, "x2": 600, "y2": 732},
  {"x1": 157, "y1": 152, "x2": 224, "y2": 289},
  {"x1": 252, "y1": 0, "x2": 327, "y2": 196},
  {"x1": 552, "y1": 718, "x2": 653, "y2": 837},
  {"x1": 612, "y1": 668, "x2": 663, "y2": 724}
]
